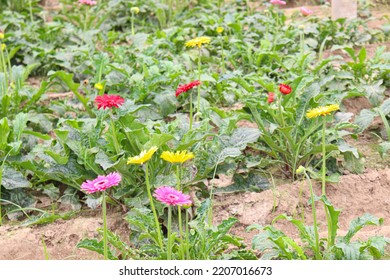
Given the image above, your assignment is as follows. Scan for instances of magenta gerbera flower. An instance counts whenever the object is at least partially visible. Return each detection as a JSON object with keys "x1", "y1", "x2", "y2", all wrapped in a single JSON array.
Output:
[
  {"x1": 79, "y1": 0, "x2": 97, "y2": 5},
  {"x1": 81, "y1": 172, "x2": 121, "y2": 194},
  {"x1": 154, "y1": 186, "x2": 192, "y2": 206},
  {"x1": 175, "y1": 80, "x2": 201, "y2": 97},
  {"x1": 270, "y1": 0, "x2": 286, "y2": 5},
  {"x1": 94, "y1": 94, "x2": 125, "y2": 110}
]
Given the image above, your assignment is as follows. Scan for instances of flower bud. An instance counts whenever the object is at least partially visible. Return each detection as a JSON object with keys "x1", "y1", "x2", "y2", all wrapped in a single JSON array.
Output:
[{"x1": 131, "y1": 7, "x2": 140, "y2": 14}]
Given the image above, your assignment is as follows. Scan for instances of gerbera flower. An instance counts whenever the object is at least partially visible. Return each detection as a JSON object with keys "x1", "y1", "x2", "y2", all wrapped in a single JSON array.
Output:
[
  {"x1": 79, "y1": 0, "x2": 97, "y2": 5},
  {"x1": 185, "y1": 36, "x2": 211, "y2": 48},
  {"x1": 267, "y1": 92, "x2": 275, "y2": 104},
  {"x1": 306, "y1": 104, "x2": 340, "y2": 119},
  {"x1": 154, "y1": 186, "x2": 192, "y2": 206},
  {"x1": 94, "y1": 83, "x2": 103, "y2": 90},
  {"x1": 95, "y1": 94, "x2": 125, "y2": 110},
  {"x1": 81, "y1": 172, "x2": 121, "y2": 194},
  {"x1": 300, "y1": 7, "x2": 313, "y2": 16},
  {"x1": 175, "y1": 80, "x2": 201, "y2": 97},
  {"x1": 127, "y1": 146, "x2": 158, "y2": 165},
  {"x1": 161, "y1": 150, "x2": 194, "y2": 164},
  {"x1": 279, "y1": 84, "x2": 292, "y2": 95},
  {"x1": 270, "y1": 0, "x2": 286, "y2": 5},
  {"x1": 216, "y1": 27, "x2": 224, "y2": 33},
  {"x1": 0, "y1": 32, "x2": 4, "y2": 40}
]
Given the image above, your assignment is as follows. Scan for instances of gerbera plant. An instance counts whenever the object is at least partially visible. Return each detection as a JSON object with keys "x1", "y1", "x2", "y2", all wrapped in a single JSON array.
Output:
[
  {"x1": 175, "y1": 80, "x2": 201, "y2": 129},
  {"x1": 127, "y1": 146, "x2": 163, "y2": 249},
  {"x1": 161, "y1": 150, "x2": 194, "y2": 258},
  {"x1": 185, "y1": 36, "x2": 210, "y2": 123},
  {"x1": 154, "y1": 186, "x2": 192, "y2": 260},
  {"x1": 94, "y1": 94, "x2": 125, "y2": 155},
  {"x1": 80, "y1": 172, "x2": 121, "y2": 260}
]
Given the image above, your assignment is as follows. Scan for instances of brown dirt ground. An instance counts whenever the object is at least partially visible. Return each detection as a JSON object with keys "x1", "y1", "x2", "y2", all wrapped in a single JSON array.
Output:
[{"x1": 1, "y1": 3, "x2": 389, "y2": 260}]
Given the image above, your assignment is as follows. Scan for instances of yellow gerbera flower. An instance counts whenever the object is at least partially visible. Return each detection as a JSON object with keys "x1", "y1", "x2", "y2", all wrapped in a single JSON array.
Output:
[
  {"x1": 0, "y1": 32, "x2": 4, "y2": 40},
  {"x1": 127, "y1": 146, "x2": 158, "y2": 165},
  {"x1": 94, "y1": 83, "x2": 103, "y2": 90},
  {"x1": 161, "y1": 150, "x2": 194, "y2": 164},
  {"x1": 216, "y1": 27, "x2": 224, "y2": 33},
  {"x1": 185, "y1": 36, "x2": 211, "y2": 48},
  {"x1": 306, "y1": 104, "x2": 340, "y2": 119}
]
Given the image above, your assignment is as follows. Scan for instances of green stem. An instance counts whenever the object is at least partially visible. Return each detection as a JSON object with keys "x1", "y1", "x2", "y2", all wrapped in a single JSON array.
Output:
[
  {"x1": 145, "y1": 163, "x2": 163, "y2": 249},
  {"x1": 176, "y1": 165, "x2": 183, "y2": 258},
  {"x1": 379, "y1": 110, "x2": 390, "y2": 141},
  {"x1": 102, "y1": 191, "x2": 108, "y2": 260},
  {"x1": 196, "y1": 47, "x2": 201, "y2": 122},
  {"x1": 220, "y1": 35, "x2": 225, "y2": 73},
  {"x1": 277, "y1": 93, "x2": 286, "y2": 128},
  {"x1": 131, "y1": 13, "x2": 135, "y2": 36},
  {"x1": 29, "y1": 0, "x2": 33, "y2": 22},
  {"x1": 109, "y1": 117, "x2": 121, "y2": 156},
  {"x1": 167, "y1": 206, "x2": 172, "y2": 260},
  {"x1": 189, "y1": 92, "x2": 193, "y2": 130},
  {"x1": 304, "y1": 172, "x2": 322, "y2": 260},
  {"x1": 0, "y1": 170, "x2": 2, "y2": 226},
  {"x1": 185, "y1": 209, "x2": 190, "y2": 260},
  {"x1": 0, "y1": 45, "x2": 8, "y2": 88},
  {"x1": 321, "y1": 117, "x2": 326, "y2": 196}
]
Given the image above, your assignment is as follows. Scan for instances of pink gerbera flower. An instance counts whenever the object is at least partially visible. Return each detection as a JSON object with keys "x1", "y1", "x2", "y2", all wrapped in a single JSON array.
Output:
[
  {"x1": 154, "y1": 186, "x2": 192, "y2": 206},
  {"x1": 175, "y1": 80, "x2": 201, "y2": 97},
  {"x1": 81, "y1": 172, "x2": 121, "y2": 194},
  {"x1": 270, "y1": 0, "x2": 286, "y2": 5},
  {"x1": 95, "y1": 94, "x2": 125, "y2": 109},
  {"x1": 300, "y1": 7, "x2": 313, "y2": 16},
  {"x1": 79, "y1": 0, "x2": 97, "y2": 5}
]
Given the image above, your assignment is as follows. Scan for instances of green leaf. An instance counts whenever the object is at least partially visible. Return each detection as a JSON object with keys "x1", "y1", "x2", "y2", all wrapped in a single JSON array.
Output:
[
  {"x1": 343, "y1": 213, "x2": 383, "y2": 243},
  {"x1": 1, "y1": 165, "x2": 31, "y2": 189},
  {"x1": 378, "y1": 141, "x2": 390, "y2": 158},
  {"x1": 379, "y1": 98, "x2": 390, "y2": 116},
  {"x1": 320, "y1": 196, "x2": 341, "y2": 246},
  {"x1": 362, "y1": 80, "x2": 386, "y2": 107},
  {"x1": 334, "y1": 243, "x2": 360, "y2": 260},
  {"x1": 228, "y1": 127, "x2": 261, "y2": 150},
  {"x1": 354, "y1": 109, "x2": 378, "y2": 133},
  {"x1": 77, "y1": 239, "x2": 117, "y2": 260},
  {"x1": 13, "y1": 112, "x2": 28, "y2": 142},
  {"x1": 358, "y1": 47, "x2": 367, "y2": 63},
  {"x1": 213, "y1": 172, "x2": 269, "y2": 194}
]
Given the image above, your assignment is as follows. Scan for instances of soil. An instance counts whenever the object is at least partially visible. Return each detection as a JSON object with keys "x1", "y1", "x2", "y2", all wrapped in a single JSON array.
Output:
[
  {"x1": 1, "y1": 3, "x2": 389, "y2": 260},
  {"x1": 213, "y1": 168, "x2": 390, "y2": 248}
]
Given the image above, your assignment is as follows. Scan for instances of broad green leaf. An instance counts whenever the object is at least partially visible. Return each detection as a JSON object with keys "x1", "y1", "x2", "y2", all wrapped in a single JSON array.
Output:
[
  {"x1": 378, "y1": 141, "x2": 390, "y2": 158},
  {"x1": 354, "y1": 109, "x2": 378, "y2": 133},
  {"x1": 1, "y1": 165, "x2": 31, "y2": 189},
  {"x1": 362, "y1": 80, "x2": 386, "y2": 107},
  {"x1": 77, "y1": 239, "x2": 117, "y2": 260},
  {"x1": 213, "y1": 172, "x2": 269, "y2": 194},
  {"x1": 379, "y1": 98, "x2": 390, "y2": 116},
  {"x1": 343, "y1": 213, "x2": 383, "y2": 243},
  {"x1": 320, "y1": 196, "x2": 341, "y2": 246},
  {"x1": 13, "y1": 112, "x2": 28, "y2": 141},
  {"x1": 228, "y1": 127, "x2": 261, "y2": 150},
  {"x1": 334, "y1": 243, "x2": 360, "y2": 260}
]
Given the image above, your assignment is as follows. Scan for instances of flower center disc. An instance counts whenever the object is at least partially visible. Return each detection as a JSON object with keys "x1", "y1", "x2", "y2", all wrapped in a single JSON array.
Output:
[
  {"x1": 94, "y1": 179, "x2": 109, "y2": 187},
  {"x1": 167, "y1": 194, "x2": 178, "y2": 201}
]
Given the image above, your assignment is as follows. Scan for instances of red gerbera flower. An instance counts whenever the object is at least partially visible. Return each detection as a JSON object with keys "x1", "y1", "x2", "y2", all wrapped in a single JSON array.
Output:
[
  {"x1": 267, "y1": 92, "x2": 275, "y2": 104},
  {"x1": 279, "y1": 84, "x2": 292, "y2": 95},
  {"x1": 95, "y1": 94, "x2": 125, "y2": 109},
  {"x1": 175, "y1": 80, "x2": 201, "y2": 97}
]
